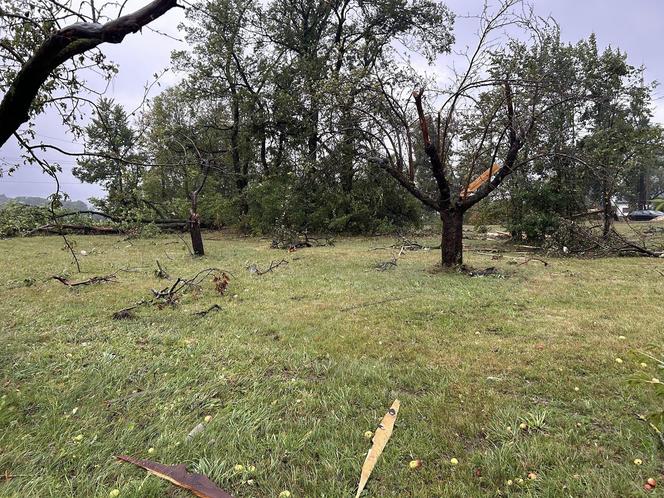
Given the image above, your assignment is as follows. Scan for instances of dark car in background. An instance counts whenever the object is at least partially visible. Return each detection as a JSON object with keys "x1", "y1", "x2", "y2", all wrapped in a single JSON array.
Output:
[{"x1": 628, "y1": 210, "x2": 664, "y2": 221}]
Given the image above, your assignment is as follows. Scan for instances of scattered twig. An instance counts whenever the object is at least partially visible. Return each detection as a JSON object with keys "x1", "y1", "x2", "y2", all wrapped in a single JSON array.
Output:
[
  {"x1": 116, "y1": 266, "x2": 148, "y2": 273},
  {"x1": 194, "y1": 304, "x2": 222, "y2": 317},
  {"x1": 271, "y1": 230, "x2": 335, "y2": 250},
  {"x1": 112, "y1": 301, "x2": 149, "y2": 320},
  {"x1": 458, "y1": 265, "x2": 504, "y2": 278},
  {"x1": 52, "y1": 274, "x2": 116, "y2": 286},
  {"x1": 247, "y1": 259, "x2": 289, "y2": 275},
  {"x1": 104, "y1": 390, "x2": 147, "y2": 406},
  {"x1": 517, "y1": 257, "x2": 549, "y2": 266},
  {"x1": 176, "y1": 233, "x2": 194, "y2": 256},
  {"x1": 113, "y1": 268, "x2": 232, "y2": 319},
  {"x1": 374, "y1": 257, "x2": 398, "y2": 272},
  {"x1": 154, "y1": 260, "x2": 170, "y2": 279},
  {"x1": 1, "y1": 472, "x2": 30, "y2": 481}
]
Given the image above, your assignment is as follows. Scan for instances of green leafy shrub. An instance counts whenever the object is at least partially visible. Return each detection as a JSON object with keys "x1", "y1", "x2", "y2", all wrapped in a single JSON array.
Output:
[{"x1": 0, "y1": 202, "x2": 50, "y2": 237}]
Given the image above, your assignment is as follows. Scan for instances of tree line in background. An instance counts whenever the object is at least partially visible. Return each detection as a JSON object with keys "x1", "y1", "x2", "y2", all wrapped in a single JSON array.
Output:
[{"x1": 1, "y1": 0, "x2": 663, "y2": 265}]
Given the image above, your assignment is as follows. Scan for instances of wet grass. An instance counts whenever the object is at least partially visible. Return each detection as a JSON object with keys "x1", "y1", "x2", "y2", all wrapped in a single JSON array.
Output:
[{"x1": 0, "y1": 231, "x2": 663, "y2": 497}]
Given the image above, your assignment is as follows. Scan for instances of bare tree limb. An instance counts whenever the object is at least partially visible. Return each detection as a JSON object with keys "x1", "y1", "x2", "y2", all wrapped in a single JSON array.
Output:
[{"x1": 0, "y1": 0, "x2": 182, "y2": 148}]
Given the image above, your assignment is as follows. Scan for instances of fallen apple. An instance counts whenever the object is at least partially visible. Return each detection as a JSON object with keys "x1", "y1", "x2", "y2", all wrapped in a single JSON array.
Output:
[
  {"x1": 409, "y1": 459, "x2": 422, "y2": 469},
  {"x1": 647, "y1": 478, "x2": 657, "y2": 487}
]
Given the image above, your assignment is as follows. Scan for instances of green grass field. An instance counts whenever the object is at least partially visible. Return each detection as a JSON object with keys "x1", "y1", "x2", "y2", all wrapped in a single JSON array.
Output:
[{"x1": 1, "y1": 231, "x2": 663, "y2": 497}]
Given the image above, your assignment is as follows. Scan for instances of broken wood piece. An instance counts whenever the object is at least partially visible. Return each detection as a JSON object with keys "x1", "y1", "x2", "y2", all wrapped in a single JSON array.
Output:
[
  {"x1": 461, "y1": 163, "x2": 499, "y2": 199},
  {"x1": 116, "y1": 455, "x2": 234, "y2": 498},
  {"x1": 355, "y1": 399, "x2": 400, "y2": 498}
]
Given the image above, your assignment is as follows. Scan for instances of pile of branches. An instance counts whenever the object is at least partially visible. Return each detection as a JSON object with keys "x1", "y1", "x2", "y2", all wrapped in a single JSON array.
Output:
[
  {"x1": 113, "y1": 268, "x2": 230, "y2": 319},
  {"x1": 270, "y1": 228, "x2": 334, "y2": 250},
  {"x1": 545, "y1": 219, "x2": 662, "y2": 257},
  {"x1": 371, "y1": 236, "x2": 439, "y2": 252}
]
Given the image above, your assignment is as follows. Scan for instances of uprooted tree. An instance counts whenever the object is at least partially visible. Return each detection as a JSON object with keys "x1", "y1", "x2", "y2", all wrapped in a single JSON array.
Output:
[{"x1": 372, "y1": 2, "x2": 587, "y2": 267}]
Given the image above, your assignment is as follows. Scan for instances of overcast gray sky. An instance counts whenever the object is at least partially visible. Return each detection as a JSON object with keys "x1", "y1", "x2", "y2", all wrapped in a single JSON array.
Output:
[{"x1": 1, "y1": 0, "x2": 663, "y2": 202}]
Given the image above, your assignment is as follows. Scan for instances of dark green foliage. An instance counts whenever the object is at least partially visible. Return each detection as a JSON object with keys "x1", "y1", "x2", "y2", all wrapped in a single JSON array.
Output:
[
  {"x1": 243, "y1": 165, "x2": 423, "y2": 235},
  {"x1": 0, "y1": 194, "x2": 88, "y2": 211},
  {"x1": 74, "y1": 98, "x2": 145, "y2": 217},
  {"x1": 0, "y1": 202, "x2": 50, "y2": 237},
  {"x1": 505, "y1": 184, "x2": 567, "y2": 241}
]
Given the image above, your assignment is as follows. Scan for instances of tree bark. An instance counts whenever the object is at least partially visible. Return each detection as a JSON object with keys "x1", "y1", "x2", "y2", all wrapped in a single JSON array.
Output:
[
  {"x1": 602, "y1": 187, "x2": 613, "y2": 239},
  {"x1": 441, "y1": 209, "x2": 464, "y2": 267}
]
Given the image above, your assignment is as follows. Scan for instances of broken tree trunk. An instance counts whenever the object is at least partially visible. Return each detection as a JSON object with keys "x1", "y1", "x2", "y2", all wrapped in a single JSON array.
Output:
[{"x1": 189, "y1": 211, "x2": 204, "y2": 256}]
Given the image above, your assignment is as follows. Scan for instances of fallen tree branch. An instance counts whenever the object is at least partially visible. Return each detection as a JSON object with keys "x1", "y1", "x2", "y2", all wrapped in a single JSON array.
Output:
[
  {"x1": 193, "y1": 304, "x2": 222, "y2": 317},
  {"x1": 154, "y1": 260, "x2": 170, "y2": 279},
  {"x1": 113, "y1": 268, "x2": 231, "y2": 318},
  {"x1": 247, "y1": 259, "x2": 289, "y2": 275},
  {"x1": 52, "y1": 274, "x2": 116, "y2": 286},
  {"x1": 517, "y1": 257, "x2": 549, "y2": 266},
  {"x1": 374, "y1": 257, "x2": 398, "y2": 272},
  {"x1": 28, "y1": 224, "x2": 123, "y2": 235}
]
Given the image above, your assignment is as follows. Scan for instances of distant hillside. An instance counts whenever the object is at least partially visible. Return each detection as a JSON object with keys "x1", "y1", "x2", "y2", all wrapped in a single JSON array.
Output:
[{"x1": 0, "y1": 194, "x2": 88, "y2": 211}]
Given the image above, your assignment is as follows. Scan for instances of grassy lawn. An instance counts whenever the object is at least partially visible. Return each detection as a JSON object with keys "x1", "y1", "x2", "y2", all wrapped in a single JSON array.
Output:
[{"x1": 1, "y1": 231, "x2": 663, "y2": 497}]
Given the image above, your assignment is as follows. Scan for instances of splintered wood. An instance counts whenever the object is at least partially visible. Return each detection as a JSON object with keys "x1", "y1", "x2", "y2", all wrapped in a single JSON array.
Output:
[
  {"x1": 355, "y1": 399, "x2": 401, "y2": 498},
  {"x1": 461, "y1": 163, "x2": 499, "y2": 198}
]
